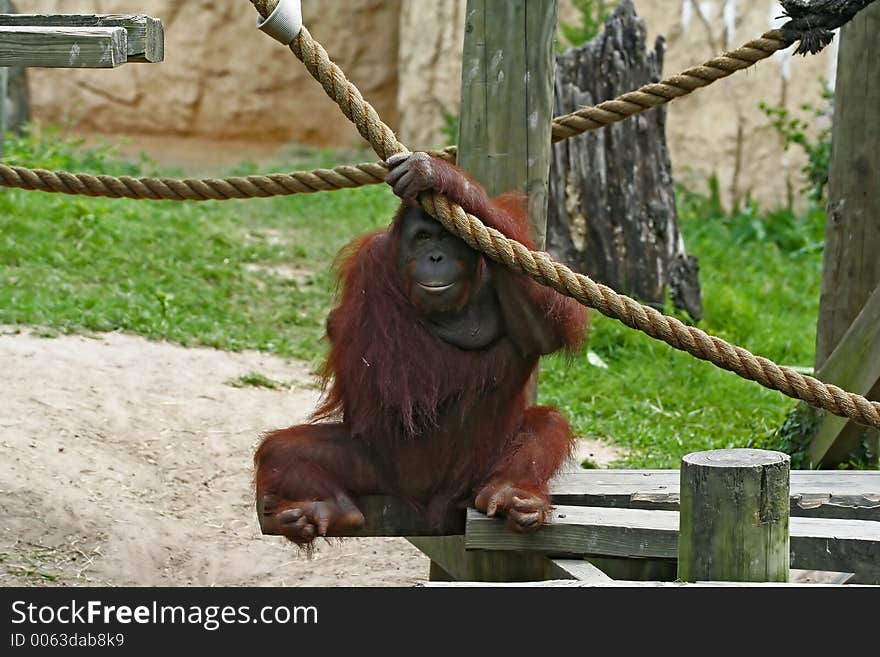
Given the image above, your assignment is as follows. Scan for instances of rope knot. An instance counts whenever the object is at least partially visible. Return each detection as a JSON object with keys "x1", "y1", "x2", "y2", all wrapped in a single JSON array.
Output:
[{"x1": 779, "y1": 0, "x2": 876, "y2": 55}]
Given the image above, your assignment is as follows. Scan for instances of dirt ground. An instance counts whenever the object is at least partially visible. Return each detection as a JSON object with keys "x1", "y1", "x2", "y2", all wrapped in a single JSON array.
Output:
[{"x1": 0, "y1": 326, "x2": 622, "y2": 587}]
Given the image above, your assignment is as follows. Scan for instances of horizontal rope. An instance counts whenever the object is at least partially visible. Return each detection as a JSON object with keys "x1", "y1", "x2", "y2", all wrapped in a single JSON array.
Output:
[
  {"x1": 0, "y1": 161, "x2": 388, "y2": 200},
  {"x1": 0, "y1": 147, "x2": 456, "y2": 201}
]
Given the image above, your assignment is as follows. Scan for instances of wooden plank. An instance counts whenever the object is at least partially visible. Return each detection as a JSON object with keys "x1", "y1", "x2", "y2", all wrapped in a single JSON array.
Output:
[
  {"x1": 257, "y1": 495, "x2": 465, "y2": 538},
  {"x1": 0, "y1": 26, "x2": 127, "y2": 68},
  {"x1": 548, "y1": 558, "x2": 613, "y2": 582},
  {"x1": 422, "y1": 580, "x2": 861, "y2": 587},
  {"x1": 790, "y1": 569, "x2": 854, "y2": 585},
  {"x1": 408, "y1": 535, "x2": 558, "y2": 583},
  {"x1": 809, "y1": 283, "x2": 880, "y2": 466},
  {"x1": 580, "y1": 555, "x2": 677, "y2": 581},
  {"x1": 0, "y1": 13, "x2": 163, "y2": 63},
  {"x1": 550, "y1": 470, "x2": 880, "y2": 520},
  {"x1": 465, "y1": 507, "x2": 880, "y2": 584},
  {"x1": 468, "y1": 506, "x2": 680, "y2": 559}
]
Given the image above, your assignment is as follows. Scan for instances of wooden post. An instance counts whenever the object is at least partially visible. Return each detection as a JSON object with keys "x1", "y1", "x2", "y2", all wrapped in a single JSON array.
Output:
[
  {"x1": 0, "y1": 0, "x2": 10, "y2": 159},
  {"x1": 415, "y1": 0, "x2": 559, "y2": 582},
  {"x1": 457, "y1": 0, "x2": 557, "y2": 244},
  {"x1": 810, "y1": 2, "x2": 880, "y2": 466},
  {"x1": 678, "y1": 449, "x2": 790, "y2": 583},
  {"x1": 0, "y1": 64, "x2": 6, "y2": 159}
]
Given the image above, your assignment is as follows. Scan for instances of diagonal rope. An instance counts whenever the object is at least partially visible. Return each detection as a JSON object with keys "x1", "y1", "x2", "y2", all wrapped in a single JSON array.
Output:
[
  {"x1": 249, "y1": 1, "x2": 880, "y2": 430},
  {"x1": 551, "y1": 30, "x2": 791, "y2": 141}
]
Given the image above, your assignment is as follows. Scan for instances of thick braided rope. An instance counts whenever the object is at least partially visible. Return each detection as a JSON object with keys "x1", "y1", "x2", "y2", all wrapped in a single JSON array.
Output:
[
  {"x1": 0, "y1": 161, "x2": 388, "y2": 200},
  {"x1": 0, "y1": 147, "x2": 457, "y2": 200},
  {"x1": 551, "y1": 30, "x2": 791, "y2": 141},
  {"x1": 289, "y1": 27, "x2": 405, "y2": 161},
  {"x1": 278, "y1": 14, "x2": 880, "y2": 430}
]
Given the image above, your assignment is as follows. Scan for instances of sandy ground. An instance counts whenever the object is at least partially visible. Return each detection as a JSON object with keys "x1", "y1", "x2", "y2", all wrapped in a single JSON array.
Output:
[{"x1": 0, "y1": 326, "x2": 622, "y2": 587}]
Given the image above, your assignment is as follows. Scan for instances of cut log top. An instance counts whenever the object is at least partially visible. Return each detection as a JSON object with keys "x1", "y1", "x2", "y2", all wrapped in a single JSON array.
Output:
[{"x1": 682, "y1": 448, "x2": 789, "y2": 468}]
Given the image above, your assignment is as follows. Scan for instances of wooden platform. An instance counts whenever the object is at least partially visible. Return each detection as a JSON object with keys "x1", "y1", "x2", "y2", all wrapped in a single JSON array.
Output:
[{"x1": 258, "y1": 469, "x2": 880, "y2": 585}]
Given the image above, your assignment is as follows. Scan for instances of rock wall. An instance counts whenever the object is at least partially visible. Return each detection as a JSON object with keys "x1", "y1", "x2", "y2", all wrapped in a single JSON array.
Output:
[
  {"x1": 17, "y1": 0, "x2": 400, "y2": 145},
  {"x1": 628, "y1": 0, "x2": 836, "y2": 209},
  {"x1": 396, "y1": 0, "x2": 466, "y2": 151},
  {"x1": 19, "y1": 0, "x2": 835, "y2": 208}
]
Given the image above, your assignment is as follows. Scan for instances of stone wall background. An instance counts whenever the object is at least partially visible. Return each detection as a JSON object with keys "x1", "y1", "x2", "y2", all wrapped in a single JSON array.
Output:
[
  {"x1": 16, "y1": 0, "x2": 835, "y2": 208},
  {"x1": 16, "y1": 0, "x2": 401, "y2": 145}
]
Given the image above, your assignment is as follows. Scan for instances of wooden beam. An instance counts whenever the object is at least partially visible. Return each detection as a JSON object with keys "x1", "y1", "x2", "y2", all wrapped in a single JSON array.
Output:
[
  {"x1": 422, "y1": 580, "x2": 860, "y2": 587},
  {"x1": 0, "y1": 26, "x2": 127, "y2": 68},
  {"x1": 0, "y1": 14, "x2": 163, "y2": 63},
  {"x1": 407, "y1": 535, "x2": 561, "y2": 583},
  {"x1": 790, "y1": 569, "x2": 854, "y2": 585},
  {"x1": 548, "y1": 558, "x2": 613, "y2": 582},
  {"x1": 257, "y1": 495, "x2": 465, "y2": 538},
  {"x1": 465, "y1": 507, "x2": 880, "y2": 584},
  {"x1": 550, "y1": 469, "x2": 880, "y2": 520},
  {"x1": 809, "y1": 283, "x2": 880, "y2": 466}
]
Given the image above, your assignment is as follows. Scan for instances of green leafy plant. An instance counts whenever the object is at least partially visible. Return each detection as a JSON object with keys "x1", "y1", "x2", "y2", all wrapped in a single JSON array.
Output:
[
  {"x1": 677, "y1": 179, "x2": 825, "y2": 255},
  {"x1": 440, "y1": 108, "x2": 458, "y2": 147},
  {"x1": 759, "y1": 83, "x2": 834, "y2": 206}
]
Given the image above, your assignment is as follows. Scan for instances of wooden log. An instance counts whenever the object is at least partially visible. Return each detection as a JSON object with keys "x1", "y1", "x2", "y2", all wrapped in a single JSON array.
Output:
[
  {"x1": 550, "y1": 469, "x2": 880, "y2": 520},
  {"x1": 809, "y1": 282, "x2": 880, "y2": 467},
  {"x1": 812, "y1": 2, "x2": 880, "y2": 466},
  {"x1": 464, "y1": 507, "x2": 880, "y2": 584},
  {"x1": 0, "y1": 13, "x2": 163, "y2": 63},
  {"x1": 678, "y1": 449, "x2": 790, "y2": 582},
  {"x1": 0, "y1": 26, "x2": 127, "y2": 68}
]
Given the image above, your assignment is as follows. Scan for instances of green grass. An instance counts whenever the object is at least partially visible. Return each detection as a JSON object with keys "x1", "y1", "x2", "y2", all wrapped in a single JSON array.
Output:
[
  {"x1": 0, "y1": 130, "x2": 828, "y2": 467},
  {"x1": 540, "y1": 191, "x2": 825, "y2": 467},
  {"x1": 226, "y1": 372, "x2": 289, "y2": 390},
  {"x1": 0, "y1": 128, "x2": 396, "y2": 364}
]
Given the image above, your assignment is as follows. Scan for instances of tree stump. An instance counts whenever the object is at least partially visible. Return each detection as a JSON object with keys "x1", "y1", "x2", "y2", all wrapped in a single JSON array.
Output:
[
  {"x1": 547, "y1": 0, "x2": 701, "y2": 319},
  {"x1": 678, "y1": 448, "x2": 791, "y2": 583}
]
